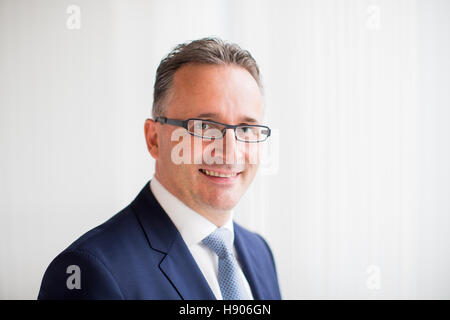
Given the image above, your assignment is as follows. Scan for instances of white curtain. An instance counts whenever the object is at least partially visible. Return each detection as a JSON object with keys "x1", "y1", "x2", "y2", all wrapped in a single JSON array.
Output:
[{"x1": 1, "y1": 0, "x2": 449, "y2": 299}]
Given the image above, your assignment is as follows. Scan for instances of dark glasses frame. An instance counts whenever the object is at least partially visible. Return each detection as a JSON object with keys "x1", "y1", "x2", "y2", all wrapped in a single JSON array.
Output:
[{"x1": 154, "y1": 117, "x2": 271, "y2": 143}]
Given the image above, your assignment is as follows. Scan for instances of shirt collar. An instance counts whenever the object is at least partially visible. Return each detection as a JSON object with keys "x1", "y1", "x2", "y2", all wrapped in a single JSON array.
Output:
[{"x1": 150, "y1": 175, "x2": 234, "y2": 248}]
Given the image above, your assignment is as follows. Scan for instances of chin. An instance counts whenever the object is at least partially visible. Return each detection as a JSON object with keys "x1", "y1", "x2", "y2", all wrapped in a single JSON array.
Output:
[
  {"x1": 204, "y1": 195, "x2": 240, "y2": 211},
  {"x1": 208, "y1": 203, "x2": 237, "y2": 212}
]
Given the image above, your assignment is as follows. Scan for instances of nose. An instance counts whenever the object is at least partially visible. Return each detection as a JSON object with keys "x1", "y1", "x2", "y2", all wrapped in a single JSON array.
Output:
[{"x1": 222, "y1": 128, "x2": 242, "y2": 164}]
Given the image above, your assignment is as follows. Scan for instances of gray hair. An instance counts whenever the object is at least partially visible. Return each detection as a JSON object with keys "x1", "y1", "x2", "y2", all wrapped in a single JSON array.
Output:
[{"x1": 152, "y1": 37, "x2": 263, "y2": 118}]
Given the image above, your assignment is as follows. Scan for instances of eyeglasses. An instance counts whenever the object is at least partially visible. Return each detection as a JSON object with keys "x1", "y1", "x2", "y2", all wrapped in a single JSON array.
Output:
[{"x1": 155, "y1": 117, "x2": 271, "y2": 143}]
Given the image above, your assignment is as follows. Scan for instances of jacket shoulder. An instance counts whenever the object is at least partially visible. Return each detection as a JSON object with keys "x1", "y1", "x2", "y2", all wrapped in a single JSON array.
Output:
[
  {"x1": 234, "y1": 222, "x2": 270, "y2": 246},
  {"x1": 233, "y1": 222, "x2": 276, "y2": 263},
  {"x1": 38, "y1": 205, "x2": 146, "y2": 300},
  {"x1": 38, "y1": 248, "x2": 124, "y2": 299},
  {"x1": 64, "y1": 205, "x2": 141, "y2": 255}
]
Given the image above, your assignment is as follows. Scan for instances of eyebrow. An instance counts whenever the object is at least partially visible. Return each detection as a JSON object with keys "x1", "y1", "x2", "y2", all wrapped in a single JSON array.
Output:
[{"x1": 194, "y1": 112, "x2": 259, "y2": 124}]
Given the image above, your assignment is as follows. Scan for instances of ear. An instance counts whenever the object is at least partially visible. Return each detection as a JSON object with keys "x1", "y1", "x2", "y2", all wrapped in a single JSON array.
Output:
[{"x1": 144, "y1": 118, "x2": 159, "y2": 159}]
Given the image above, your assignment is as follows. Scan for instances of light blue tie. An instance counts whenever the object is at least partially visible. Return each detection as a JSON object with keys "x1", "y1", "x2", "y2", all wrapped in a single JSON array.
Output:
[{"x1": 202, "y1": 227, "x2": 249, "y2": 300}]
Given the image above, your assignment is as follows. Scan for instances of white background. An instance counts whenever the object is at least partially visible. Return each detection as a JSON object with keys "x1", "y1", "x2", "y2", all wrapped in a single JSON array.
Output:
[{"x1": 1, "y1": 0, "x2": 449, "y2": 299}]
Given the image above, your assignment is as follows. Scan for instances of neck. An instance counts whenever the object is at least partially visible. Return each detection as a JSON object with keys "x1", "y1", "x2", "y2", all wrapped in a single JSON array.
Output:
[{"x1": 194, "y1": 206, "x2": 231, "y2": 227}]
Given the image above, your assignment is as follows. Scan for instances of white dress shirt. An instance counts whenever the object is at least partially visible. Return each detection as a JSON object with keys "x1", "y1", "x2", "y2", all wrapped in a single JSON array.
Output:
[{"x1": 150, "y1": 176, "x2": 253, "y2": 300}]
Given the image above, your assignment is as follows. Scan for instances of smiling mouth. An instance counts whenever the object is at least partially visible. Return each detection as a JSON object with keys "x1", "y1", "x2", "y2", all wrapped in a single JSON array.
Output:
[{"x1": 199, "y1": 169, "x2": 240, "y2": 178}]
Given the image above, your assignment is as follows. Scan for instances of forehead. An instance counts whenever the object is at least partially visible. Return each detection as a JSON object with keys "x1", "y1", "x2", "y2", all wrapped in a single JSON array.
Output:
[{"x1": 165, "y1": 63, "x2": 264, "y2": 123}]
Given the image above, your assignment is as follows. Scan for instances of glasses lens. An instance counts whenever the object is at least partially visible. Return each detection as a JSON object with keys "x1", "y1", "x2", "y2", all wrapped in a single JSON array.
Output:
[
  {"x1": 236, "y1": 126, "x2": 269, "y2": 142},
  {"x1": 187, "y1": 120, "x2": 225, "y2": 139}
]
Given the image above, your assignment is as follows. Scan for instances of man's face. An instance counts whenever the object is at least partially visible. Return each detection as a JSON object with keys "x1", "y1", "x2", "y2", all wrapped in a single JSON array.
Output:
[{"x1": 147, "y1": 63, "x2": 264, "y2": 218}]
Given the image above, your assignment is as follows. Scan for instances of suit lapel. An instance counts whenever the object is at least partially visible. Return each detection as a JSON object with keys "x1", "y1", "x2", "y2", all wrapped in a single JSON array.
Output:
[
  {"x1": 234, "y1": 223, "x2": 267, "y2": 300},
  {"x1": 158, "y1": 237, "x2": 216, "y2": 300},
  {"x1": 131, "y1": 181, "x2": 215, "y2": 300}
]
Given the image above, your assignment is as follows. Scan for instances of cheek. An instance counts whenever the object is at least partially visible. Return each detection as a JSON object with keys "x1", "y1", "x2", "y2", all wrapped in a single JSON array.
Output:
[
  {"x1": 160, "y1": 142, "x2": 177, "y2": 167},
  {"x1": 244, "y1": 164, "x2": 258, "y2": 179},
  {"x1": 192, "y1": 139, "x2": 205, "y2": 164},
  {"x1": 244, "y1": 143, "x2": 261, "y2": 165},
  {"x1": 159, "y1": 131, "x2": 175, "y2": 158}
]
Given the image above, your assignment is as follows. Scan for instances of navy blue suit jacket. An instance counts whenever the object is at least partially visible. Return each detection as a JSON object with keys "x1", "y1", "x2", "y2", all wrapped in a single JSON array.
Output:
[{"x1": 38, "y1": 181, "x2": 282, "y2": 300}]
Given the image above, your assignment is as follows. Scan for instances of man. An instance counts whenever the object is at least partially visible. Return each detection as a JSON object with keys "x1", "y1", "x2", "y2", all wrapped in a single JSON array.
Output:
[{"x1": 38, "y1": 38, "x2": 281, "y2": 300}]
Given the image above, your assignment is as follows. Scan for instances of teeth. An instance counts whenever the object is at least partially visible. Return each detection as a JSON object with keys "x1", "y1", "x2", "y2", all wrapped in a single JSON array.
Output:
[{"x1": 201, "y1": 169, "x2": 237, "y2": 178}]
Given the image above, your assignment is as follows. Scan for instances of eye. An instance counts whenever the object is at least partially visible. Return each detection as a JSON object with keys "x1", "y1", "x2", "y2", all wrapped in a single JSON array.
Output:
[
  {"x1": 195, "y1": 122, "x2": 211, "y2": 130},
  {"x1": 240, "y1": 126, "x2": 253, "y2": 134}
]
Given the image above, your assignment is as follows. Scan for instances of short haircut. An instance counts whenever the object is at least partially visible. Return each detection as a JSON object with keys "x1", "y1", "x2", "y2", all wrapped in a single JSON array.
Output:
[{"x1": 152, "y1": 37, "x2": 262, "y2": 118}]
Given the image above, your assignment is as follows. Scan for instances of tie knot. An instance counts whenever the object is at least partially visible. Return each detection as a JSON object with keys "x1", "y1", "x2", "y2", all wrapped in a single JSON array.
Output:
[{"x1": 202, "y1": 227, "x2": 233, "y2": 258}]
